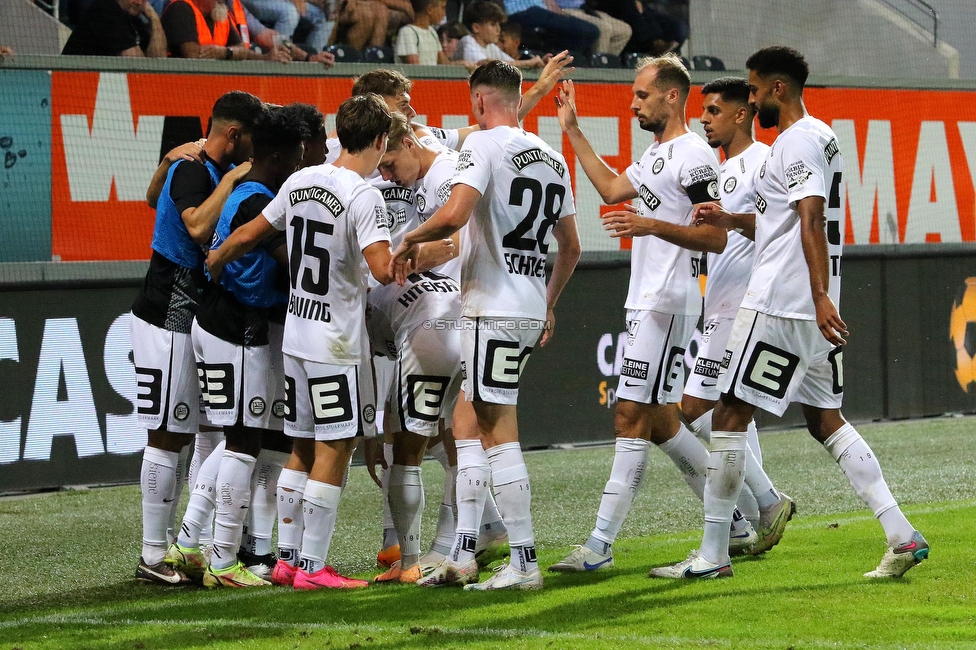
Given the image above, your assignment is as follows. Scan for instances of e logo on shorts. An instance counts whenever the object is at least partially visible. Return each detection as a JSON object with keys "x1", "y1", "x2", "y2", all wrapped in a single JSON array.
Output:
[{"x1": 742, "y1": 342, "x2": 799, "y2": 399}]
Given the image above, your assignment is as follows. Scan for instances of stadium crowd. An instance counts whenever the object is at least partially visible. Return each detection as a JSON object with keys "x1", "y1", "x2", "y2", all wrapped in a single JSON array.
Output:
[
  {"x1": 128, "y1": 46, "x2": 928, "y2": 593},
  {"x1": 56, "y1": 0, "x2": 690, "y2": 68}
]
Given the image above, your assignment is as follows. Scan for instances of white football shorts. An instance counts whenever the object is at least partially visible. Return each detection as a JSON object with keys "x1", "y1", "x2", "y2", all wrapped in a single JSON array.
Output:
[
  {"x1": 615, "y1": 309, "x2": 698, "y2": 406},
  {"x1": 131, "y1": 314, "x2": 201, "y2": 434}
]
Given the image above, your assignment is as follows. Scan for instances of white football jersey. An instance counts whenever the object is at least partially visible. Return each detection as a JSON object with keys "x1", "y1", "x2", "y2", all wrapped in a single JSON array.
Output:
[
  {"x1": 452, "y1": 126, "x2": 576, "y2": 321},
  {"x1": 369, "y1": 178, "x2": 420, "y2": 249},
  {"x1": 742, "y1": 117, "x2": 845, "y2": 320},
  {"x1": 704, "y1": 141, "x2": 768, "y2": 320},
  {"x1": 625, "y1": 132, "x2": 720, "y2": 315},
  {"x1": 263, "y1": 163, "x2": 391, "y2": 364},
  {"x1": 416, "y1": 148, "x2": 462, "y2": 281},
  {"x1": 367, "y1": 270, "x2": 461, "y2": 359},
  {"x1": 324, "y1": 137, "x2": 340, "y2": 165},
  {"x1": 419, "y1": 125, "x2": 461, "y2": 151}
]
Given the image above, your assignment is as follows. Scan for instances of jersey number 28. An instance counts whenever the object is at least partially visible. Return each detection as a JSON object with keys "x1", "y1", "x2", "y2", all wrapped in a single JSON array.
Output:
[{"x1": 503, "y1": 178, "x2": 564, "y2": 254}]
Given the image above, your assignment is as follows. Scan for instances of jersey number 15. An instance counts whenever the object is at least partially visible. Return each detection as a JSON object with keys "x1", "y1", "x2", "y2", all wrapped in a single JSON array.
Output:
[{"x1": 290, "y1": 215, "x2": 333, "y2": 296}]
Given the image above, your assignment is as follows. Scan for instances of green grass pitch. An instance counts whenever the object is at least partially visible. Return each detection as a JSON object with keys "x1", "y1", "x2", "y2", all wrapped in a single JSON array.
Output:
[{"x1": 1, "y1": 416, "x2": 975, "y2": 649}]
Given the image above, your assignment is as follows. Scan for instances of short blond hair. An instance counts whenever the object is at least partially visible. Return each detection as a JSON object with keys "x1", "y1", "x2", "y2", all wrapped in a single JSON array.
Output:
[{"x1": 385, "y1": 112, "x2": 413, "y2": 152}]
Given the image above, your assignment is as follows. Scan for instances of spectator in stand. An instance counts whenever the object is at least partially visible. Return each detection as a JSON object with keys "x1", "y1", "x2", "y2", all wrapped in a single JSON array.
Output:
[
  {"x1": 437, "y1": 21, "x2": 467, "y2": 61},
  {"x1": 503, "y1": 0, "x2": 599, "y2": 57},
  {"x1": 496, "y1": 21, "x2": 521, "y2": 60},
  {"x1": 395, "y1": 0, "x2": 447, "y2": 64},
  {"x1": 554, "y1": 0, "x2": 630, "y2": 56},
  {"x1": 161, "y1": 0, "x2": 291, "y2": 60},
  {"x1": 458, "y1": 1, "x2": 543, "y2": 69},
  {"x1": 62, "y1": 0, "x2": 167, "y2": 57},
  {"x1": 335, "y1": 0, "x2": 389, "y2": 50},
  {"x1": 237, "y1": 0, "x2": 336, "y2": 64},
  {"x1": 592, "y1": 0, "x2": 687, "y2": 55},
  {"x1": 240, "y1": 0, "x2": 332, "y2": 54}
]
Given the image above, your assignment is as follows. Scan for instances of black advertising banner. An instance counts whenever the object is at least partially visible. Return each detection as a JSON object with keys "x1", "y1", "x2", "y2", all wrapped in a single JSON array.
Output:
[{"x1": 0, "y1": 286, "x2": 142, "y2": 493}]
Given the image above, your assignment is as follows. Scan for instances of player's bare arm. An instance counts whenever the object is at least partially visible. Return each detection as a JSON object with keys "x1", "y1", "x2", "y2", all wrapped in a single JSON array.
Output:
[
  {"x1": 182, "y1": 162, "x2": 252, "y2": 245},
  {"x1": 145, "y1": 140, "x2": 205, "y2": 208},
  {"x1": 364, "y1": 240, "x2": 396, "y2": 286},
  {"x1": 391, "y1": 184, "x2": 480, "y2": 284},
  {"x1": 693, "y1": 202, "x2": 757, "y2": 241},
  {"x1": 602, "y1": 204, "x2": 727, "y2": 252},
  {"x1": 798, "y1": 195, "x2": 848, "y2": 346},
  {"x1": 541, "y1": 214, "x2": 581, "y2": 347},
  {"x1": 205, "y1": 209, "x2": 275, "y2": 283},
  {"x1": 556, "y1": 80, "x2": 638, "y2": 204},
  {"x1": 413, "y1": 234, "x2": 458, "y2": 272}
]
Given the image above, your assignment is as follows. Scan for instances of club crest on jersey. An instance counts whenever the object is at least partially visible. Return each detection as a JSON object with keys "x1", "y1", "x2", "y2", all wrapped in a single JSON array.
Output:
[
  {"x1": 652, "y1": 157, "x2": 665, "y2": 174},
  {"x1": 756, "y1": 193, "x2": 767, "y2": 214},
  {"x1": 363, "y1": 404, "x2": 376, "y2": 423},
  {"x1": 382, "y1": 186, "x2": 413, "y2": 204},
  {"x1": 456, "y1": 150, "x2": 474, "y2": 171},
  {"x1": 416, "y1": 194, "x2": 426, "y2": 213},
  {"x1": 173, "y1": 402, "x2": 189, "y2": 421},
  {"x1": 824, "y1": 137, "x2": 840, "y2": 164},
  {"x1": 384, "y1": 207, "x2": 407, "y2": 230},
  {"x1": 272, "y1": 400, "x2": 288, "y2": 418},
  {"x1": 249, "y1": 397, "x2": 266, "y2": 416},
  {"x1": 638, "y1": 185, "x2": 661, "y2": 212},
  {"x1": 724, "y1": 176, "x2": 737, "y2": 194},
  {"x1": 289, "y1": 185, "x2": 345, "y2": 217},
  {"x1": 511, "y1": 148, "x2": 565, "y2": 177}
]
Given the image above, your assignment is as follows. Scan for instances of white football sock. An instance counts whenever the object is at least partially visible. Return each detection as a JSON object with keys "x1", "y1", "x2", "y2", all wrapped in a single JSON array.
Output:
[
  {"x1": 276, "y1": 468, "x2": 308, "y2": 567},
  {"x1": 746, "y1": 419, "x2": 763, "y2": 466},
  {"x1": 689, "y1": 409, "x2": 712, "y2": 443},
  {"x1": 427, "y1": 441, "x2": 457, "y2": 555},
  {"x1": 388, "y1": 464, "x2": 424, "y2": 567},
  {"x1": 380, "y1": 442, "x2": 397, "y2": 548},
  {"x1": 700, "y1": 430, "x2": 747, "y2": 565},
  {"x1": 658, "y1": 424, "x2": 708, "y2": 500},
  {"x1": 141, "y1": 446, "x2": 179, "y2": 565},
  {"x1": 242, "y1": 448, "x2": 287, "y2": 556},
  {"x1": 188, "y1": 429, "x2": 223, "y2": 547},
  {"x1": 480, "y1": 490, "x2": 507, "y2": 539},
  {"x1": 299, "y1": 479, "x2": 342, "y2": 574},
  {"x1": 177, "y1": 439, "x2": 225, "y2": 549},
  {"x1": 585, "y1": 437, "x2": 649, "y2": 555},
  {"x1": 450, "y1": 439, "x2": 490, "y2": 564},
  {"x1": 166, "y1": 444, "x2": 191, "y2": 544},
  {"x1": 823, "y1": 423, "x2": 915, "y2": 546},
  {"x1": 487, "y1": 442, "x2": 537, "y2": 573},
  {"x1": 209, "y1": 450, "x2": 257, "y2": 570}
]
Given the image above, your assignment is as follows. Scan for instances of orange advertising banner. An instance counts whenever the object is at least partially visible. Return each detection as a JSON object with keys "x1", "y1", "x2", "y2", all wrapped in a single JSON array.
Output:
[{"x1": 50, "y1": 71, "x2": 976, "y2": 261}]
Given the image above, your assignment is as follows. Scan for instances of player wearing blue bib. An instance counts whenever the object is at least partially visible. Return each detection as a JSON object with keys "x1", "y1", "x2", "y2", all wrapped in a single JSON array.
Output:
[{"x1": 131, "y1": 91, "x2": 263, "y2": 585}]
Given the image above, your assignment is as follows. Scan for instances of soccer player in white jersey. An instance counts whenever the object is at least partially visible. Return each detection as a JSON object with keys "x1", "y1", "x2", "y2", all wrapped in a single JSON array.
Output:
[
  {"x1": 549, "y1": 54, "x2": 750, "y2": 574},
  {"x1": 682, "y1": 76, "x2": 793, "y2": 555},
  {"x1": 652, "y1": 46, "x2": 928, "y2": 580},
  {"x1": 373, "y1": 117, "x2": 512, "y2": 578},
  {"x1": 207, "y1": 93, "x2": 398, "y2": 589},
  {"x1": 393, "y1": 60, "x2": 581, "y2": 590}
]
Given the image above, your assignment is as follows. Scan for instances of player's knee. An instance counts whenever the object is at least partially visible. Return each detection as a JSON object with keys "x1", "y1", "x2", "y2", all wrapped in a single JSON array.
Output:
[{"x1": 613, "y1": 401, "x2": 647, "y2": 439}]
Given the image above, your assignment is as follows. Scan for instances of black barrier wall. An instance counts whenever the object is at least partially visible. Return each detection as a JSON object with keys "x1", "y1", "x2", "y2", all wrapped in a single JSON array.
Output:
[{"x1": 2, "y1": 251, "x2": 976, "y2": 492}]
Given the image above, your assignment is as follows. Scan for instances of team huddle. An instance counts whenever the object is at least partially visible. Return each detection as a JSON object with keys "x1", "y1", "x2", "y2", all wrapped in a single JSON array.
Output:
[{"x1": 131, "y1": 45, "x2": 928, "y2": 593}]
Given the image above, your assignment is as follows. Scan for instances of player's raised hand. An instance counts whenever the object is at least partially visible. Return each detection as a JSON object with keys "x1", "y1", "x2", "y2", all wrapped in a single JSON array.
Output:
[
  {"x1": 536, "y1": 51, "x2": 575, "y2": 95},
  {"x1": 814, "y1": 294, "x2": 848, "y2": 346},
  {"x1": 601, "y1": 204, "x2": 653, "y2": 238},
  {"x1": 554, "y1": 80, "x2": 579, "y2": 132},
  {"x1": 390, "y1": 240, "x2": 419, "y2": 286}
]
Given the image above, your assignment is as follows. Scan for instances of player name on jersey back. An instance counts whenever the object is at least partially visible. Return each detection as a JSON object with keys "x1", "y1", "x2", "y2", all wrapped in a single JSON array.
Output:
[
  {"x1": 264, "y1": 163, "x2": 391, "y2": 365},
  {"x1": 453, "y1": 128, "x2": 576, "y2": 321}
]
